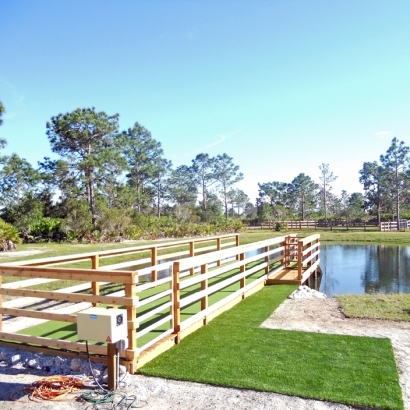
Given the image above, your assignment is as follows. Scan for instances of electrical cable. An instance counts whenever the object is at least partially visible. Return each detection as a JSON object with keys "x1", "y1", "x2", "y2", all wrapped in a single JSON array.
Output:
[
  {"x1": 82, "y1": 340, "x2": 148, "y2": 409},
  {"x1": 10, "y1": 375, "x2": 84, "y2": 402}
]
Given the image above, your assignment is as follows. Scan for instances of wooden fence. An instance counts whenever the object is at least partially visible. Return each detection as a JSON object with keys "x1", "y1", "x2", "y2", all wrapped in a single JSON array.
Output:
[
  {"x1": 380, "y1": 220, "x2": 410, "y2": 231},
  {"x1": 0, "y1": 233, "x2": 320, "y2": 372},
  {"x1": 247, "y1": 221, "x2": 379, "y2": 231}
]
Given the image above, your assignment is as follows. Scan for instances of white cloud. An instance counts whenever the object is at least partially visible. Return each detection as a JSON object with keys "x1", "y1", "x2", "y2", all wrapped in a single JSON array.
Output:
[
  {"x1": 205, "y1": 135, "x2": 226, "y2": 149},
  {"x1": 375, "y1": 131, "x2": 390, "y2": 137}
]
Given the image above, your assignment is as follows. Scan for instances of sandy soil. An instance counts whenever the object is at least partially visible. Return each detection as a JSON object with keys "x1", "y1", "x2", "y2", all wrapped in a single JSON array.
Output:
[
  {"x1": 1, "y1": 298, "x2": 407, "y2": 409},
  {"x1": 0, "y1": 250, "x2": 44, "y2": 258}
]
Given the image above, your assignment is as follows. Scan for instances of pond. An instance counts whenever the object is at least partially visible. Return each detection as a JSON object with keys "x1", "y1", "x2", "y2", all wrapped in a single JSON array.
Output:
[{"x1": 317, "y1": 244, "x2": 410, "y2": 297}]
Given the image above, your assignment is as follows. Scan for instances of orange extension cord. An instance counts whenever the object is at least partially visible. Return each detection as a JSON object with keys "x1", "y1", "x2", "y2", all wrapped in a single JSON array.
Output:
[{"x1": 11, "y1": 375, "x2": 84, "y2": 402}]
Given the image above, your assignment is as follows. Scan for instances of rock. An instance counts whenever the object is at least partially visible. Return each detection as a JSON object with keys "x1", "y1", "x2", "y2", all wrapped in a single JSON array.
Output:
[
  {"x1": 92, "y1": 368, "x2": 101, "y2": 378},
  {"x1": 70, "y1": 358, "x2": 83, "y2": 372},
  {"x1": 27, "y1": 358, "x2": 40, "y2": 369},
  {"x1": 288, "y1": 285, "x2": 327, "y2": 300},
  {"x1": 42, "y1": 357, "x2": 54, "y2": 368},
  {"x1": 10, "y1": 354, "x2": 21, "y2": 364}
]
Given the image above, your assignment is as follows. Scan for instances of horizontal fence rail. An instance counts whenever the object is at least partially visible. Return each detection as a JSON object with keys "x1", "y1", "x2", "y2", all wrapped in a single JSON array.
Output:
[
  {"x1": 0, "y1": 233, "x2": 320, "y2": 372},
  {"x1": 247, "y1": 221, "x2": 379, "y2": 231}
]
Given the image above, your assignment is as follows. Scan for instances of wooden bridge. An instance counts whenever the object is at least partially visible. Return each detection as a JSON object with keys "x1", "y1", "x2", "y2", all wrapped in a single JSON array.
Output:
[{"x1": 266, "y1": 234, "x2": 320, "y2": 285}]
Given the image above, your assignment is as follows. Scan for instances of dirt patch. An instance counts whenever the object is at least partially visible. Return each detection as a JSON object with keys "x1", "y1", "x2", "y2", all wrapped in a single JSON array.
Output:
[{"x1": 0, "y1": 250, "x2": 44, "y2": 258}]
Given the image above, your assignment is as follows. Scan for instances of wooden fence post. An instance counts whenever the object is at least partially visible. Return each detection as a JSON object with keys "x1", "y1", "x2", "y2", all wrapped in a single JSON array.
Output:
[
  {"x1": 216, "y1": 238, "x2": 222, "y2": 266},
  {"x1": 264, "y1": 246, "x2": 269, "y2": 275},
  {"x1": 125, "y1": 280, "x2": 137, "y2": 373},
  {"x1": 173, "y1": 262, "x2": 181, "y2": 343},
  {"x1": 0, "y1": 275, "x2": 2, "y2": 332},
  {"x1": 151, "y1": 247, "x2": 158, "y2": 282},
  {"x1": 91, "y1": 255, "x2": 100, "y2": 307},
  {"x1": 235, "y1": 234, "x2": 240, "y2": 260},
  {"x1": 284, "y1": 236, "x2": 290, "y2": 267},
  {"x1": 201, "y1": 264, "x2": 208, "y2": 324},
  {"x1": 189, "y1": 241, "x2": 195, "y2": 275},
  {"x1": 297, "y1": 240, "x2": 303, "y2": 282},
  {"x1": 240, "y1": 253, "x2": 246, "y2": 293}
]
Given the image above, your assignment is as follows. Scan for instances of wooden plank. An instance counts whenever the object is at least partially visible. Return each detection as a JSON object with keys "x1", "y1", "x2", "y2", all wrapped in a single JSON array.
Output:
[
  {"x1": 299, "y1": 234, "x2": 320, "y2": 246},
  {"x1": 3, "y1": 278, "x2": 58, "y2": 289},
  {"x1": 303, "y1": 250, "x2": 320, "y2": 265},
  {"x1": 137, "y1": 314, "x2": 172, "y2": 338},
  {"x1": 0, "y1": 235, "x2": 238, "y2": 268},
  {"x1": 0, "y1": 307, "x2": 77, "y2": 323},
  {"x1": 180, "y1": 261, "x2": 268, "y2": 309},
  {"x1": 137, "y1": 301, "x2": 173, "y2": 325},
  {"x1": 176, "y1": 237, "x2": 285, "y2": 271},
  {"x1": 137, "y1": 333, "x2": 176, "y2": 368},
  {"x1": 0, "y1": 331, "x2": 107, "y2": 355},
  {"x1": 136, "y1": 276, "x2": 172, "y2": 293},
  {"x1": 0, "y1": 288, "x2": 137, "y2": 307},
  {"x1": 300, "y1": 259, "x2": 320, "y2": 284},
  {"x1": 137, "y1": 289, "x2": 172, "y2": 308},
  {"x1": 0, "y1": 266, "x2": 135, "y2": 284},
  {"x1": 0, "y1": 341, "x2": 109, "y2": 364},
  {"x1": 179, "y1": 246, "x2": 283, "y2": 289},
  {"x1": 173, "y1": 262, "x2": 181, "y2": 342}
]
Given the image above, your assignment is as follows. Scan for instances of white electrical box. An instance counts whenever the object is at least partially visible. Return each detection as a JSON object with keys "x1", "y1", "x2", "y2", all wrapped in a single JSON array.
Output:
[{"x1": 77, "y1": 307, "x2": 128, "y2": 343}]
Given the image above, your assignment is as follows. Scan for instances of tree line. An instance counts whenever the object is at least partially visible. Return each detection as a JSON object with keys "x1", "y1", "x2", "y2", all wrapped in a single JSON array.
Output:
[
  {"x1": 255, "y1": 138, "x2": 410, "y2": 224},
  {"x1": 0, "y1": 100, "x2": 409, "y2": 245},
  {"x1": 0, "y1": 104, "x2": 247, "y2": 244}
]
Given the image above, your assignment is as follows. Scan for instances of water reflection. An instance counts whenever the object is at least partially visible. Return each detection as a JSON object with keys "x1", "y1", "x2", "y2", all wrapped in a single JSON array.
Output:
[{"x1": 320, "y1": 244, "x2": 410, "y2": 296}]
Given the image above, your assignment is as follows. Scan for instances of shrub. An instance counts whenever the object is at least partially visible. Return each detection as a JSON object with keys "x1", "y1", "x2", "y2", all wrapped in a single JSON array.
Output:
[{"x1": 0, "y1": 218, "x2": 22, "y2": 250}]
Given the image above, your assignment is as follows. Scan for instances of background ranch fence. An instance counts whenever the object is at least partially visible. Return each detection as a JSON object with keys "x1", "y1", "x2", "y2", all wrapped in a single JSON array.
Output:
[
  {"x1": 246, "y1": 221, "x2": 379, "y2": 231},
  {"x1": 380, "y1": 220, "x2": 410, "y2": 231},
  {"x1": 0, "y1": 233, "x2": 320, "y2": 372}
]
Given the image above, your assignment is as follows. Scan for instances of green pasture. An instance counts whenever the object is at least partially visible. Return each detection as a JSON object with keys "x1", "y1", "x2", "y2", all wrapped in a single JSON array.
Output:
[{"x1": 140, "y1": 285, "x2": 403, "y2": 410}]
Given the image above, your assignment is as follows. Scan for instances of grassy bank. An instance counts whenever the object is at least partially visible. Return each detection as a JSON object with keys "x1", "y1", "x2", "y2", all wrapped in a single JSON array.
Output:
[
  {"x1": 242, "y1": 229, "x2": 410, "y2": 244},
  {"x1": 140, "y1": 285, "x2": 403, "y2": 410},
  {"x1": 337, "y1": 293, "x2": 410, "y2": 322}
]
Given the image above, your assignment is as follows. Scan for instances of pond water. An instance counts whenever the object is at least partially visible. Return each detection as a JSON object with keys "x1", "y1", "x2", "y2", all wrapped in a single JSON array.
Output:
[{"x1": 318, "y1": 244, "x2": 410, "y2": 297}]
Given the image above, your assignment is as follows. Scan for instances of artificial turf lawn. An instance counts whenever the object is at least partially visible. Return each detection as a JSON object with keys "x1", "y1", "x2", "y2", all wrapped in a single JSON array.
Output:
[{"x1": 139, "y1": 285, "x2": 403, "y2": 410}]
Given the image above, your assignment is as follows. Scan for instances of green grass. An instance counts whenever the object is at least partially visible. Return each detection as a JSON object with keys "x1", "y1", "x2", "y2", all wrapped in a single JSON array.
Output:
[
  {"x1": 337, "y1": 293, "x2": 410, "y2": 322},
  {"x1": 242, "y1": 229, "x2": 410, "y2": 244},
  {"x1": 140, "y1": 285, "x2": 403, "y2": 410}
]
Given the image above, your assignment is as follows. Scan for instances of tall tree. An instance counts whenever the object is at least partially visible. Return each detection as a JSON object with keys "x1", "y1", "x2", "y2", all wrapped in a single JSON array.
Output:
[
  {"x1": 359, "y1": 161, "x2": 388, "y2": 224},
  {"x1": 287, "y1": 173, "x2": 318, "y2": 220},
  {"x1": 227, "y1": 188, "x2": 249, "y2": 216},
  {"x1": 258, "y1": 181, "x2": 288, "y2": 207},
  {"x1": 0, "y1": 101, "x2": 7, "y2": 151},
  {"x1": 167, "y1": 165, "x2": 198, "y2": 206},
  {"x1": 191, "y1": 153, "x2": 218, "y2": 212},
  {"x1": 0, "y1": 154, "x2": 40, "y2": 208},
  {"x1": 214, "y1": 153, "x2": 244, "y2": 219},
  {"x1": 318, "y1": 163, "x2": 337, "y2": 223},
  {"x1": 46, "y1": 108, "x2": 121, "y2": 227},
  {"x1": 0, "y1": 101, "x2": 4, "y2": 126},
  {"x1": 122, "y1": 123, "x2": 164, "y2": 213},
  {"x1": 152, "y1": 158, "x2": 172, "y2": 218},
  {"x1": 379, "y1": 137, "x2": 410, "y2": 222}
]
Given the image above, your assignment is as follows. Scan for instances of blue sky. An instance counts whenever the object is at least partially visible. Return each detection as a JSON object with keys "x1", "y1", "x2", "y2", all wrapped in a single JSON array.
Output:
[{"x1": 1, "y1": 1, "x2": 410, "y2": 204}]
